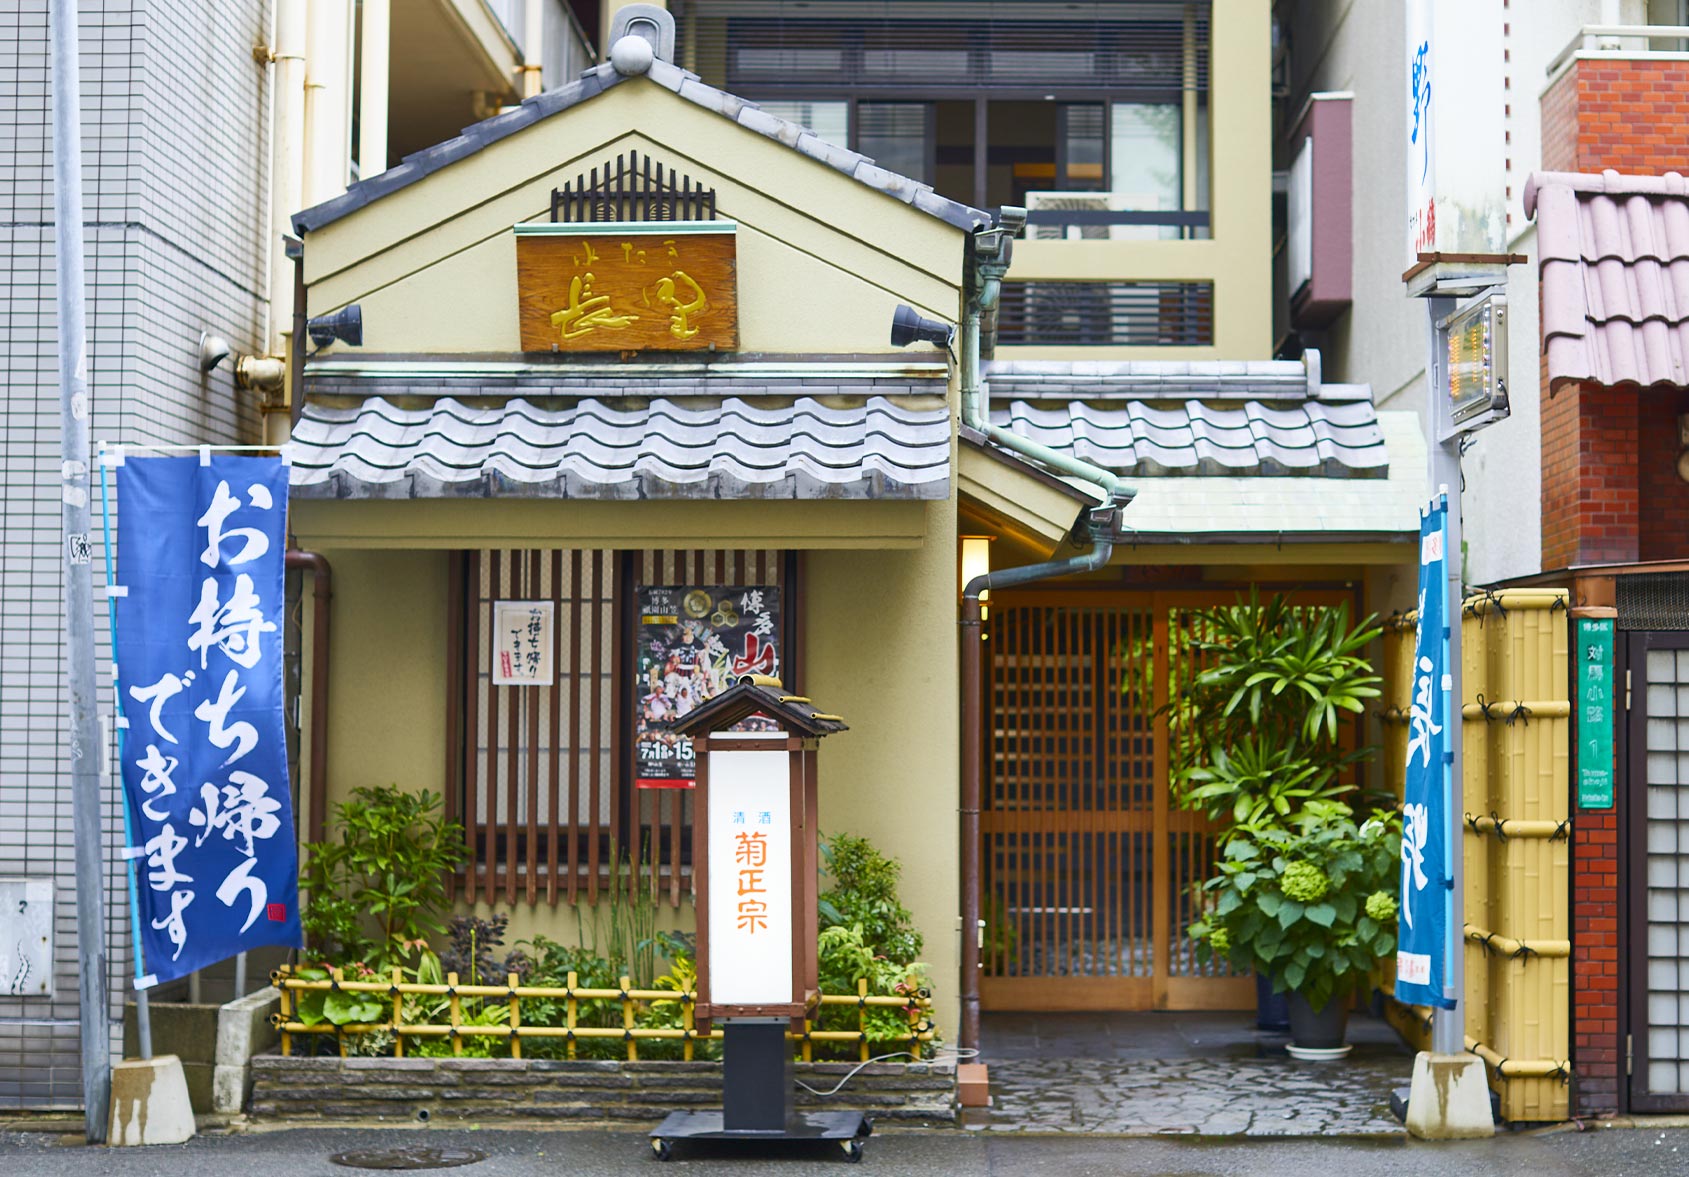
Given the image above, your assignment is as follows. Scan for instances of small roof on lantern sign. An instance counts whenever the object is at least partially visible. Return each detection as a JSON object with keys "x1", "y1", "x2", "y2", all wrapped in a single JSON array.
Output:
[{"x1": 671, "y1": 676, "x2": 848, "y2": 738}]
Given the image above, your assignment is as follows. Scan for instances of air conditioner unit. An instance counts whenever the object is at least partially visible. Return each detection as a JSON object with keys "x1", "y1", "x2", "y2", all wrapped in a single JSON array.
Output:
[{"x1": 1025, "y1": 190, "x2": 1171, "y2": 242}]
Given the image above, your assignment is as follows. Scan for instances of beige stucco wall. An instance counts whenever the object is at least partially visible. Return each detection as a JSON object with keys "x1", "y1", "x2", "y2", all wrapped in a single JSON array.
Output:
[
  {"x1": 1001, "y1": 1, "x2": 1273, "y2": 361},
  {"x1": 303, "y1": 529, "x2": 962, "y2": 1029},
  {"x1": 301, "y1": 82, "x2": 965, "y2": 357},
  {"x1": 805, "y1": 508, "x2": 962, "y2": 1034}
]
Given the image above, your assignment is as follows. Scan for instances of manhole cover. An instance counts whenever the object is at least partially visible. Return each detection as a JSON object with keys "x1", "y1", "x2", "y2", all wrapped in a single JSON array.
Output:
[{"x1": 328, "y1": 1145, "x2": 487, "y2": 1170}]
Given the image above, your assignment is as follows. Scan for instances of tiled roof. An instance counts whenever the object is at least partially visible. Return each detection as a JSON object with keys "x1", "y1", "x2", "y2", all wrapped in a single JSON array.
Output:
[
  {"x1": 1111, "y1": 411, "x2": 1425, "y2": 539},
  {"x1": 960, "y1": 411, "x2": 1425, "y2": 540},
  {"x1": 285, "y1": 395, "x2": 949, "y2": 501},
  {"x1": 292, "y1": 57, "x2": 990, "y2": 234},
  {"x1": 982, "y1": 357, "x2": 1387, "y2": 477},
  {"x1": 1525, "y1": 169, "x2": 1689, "y2": 391}
]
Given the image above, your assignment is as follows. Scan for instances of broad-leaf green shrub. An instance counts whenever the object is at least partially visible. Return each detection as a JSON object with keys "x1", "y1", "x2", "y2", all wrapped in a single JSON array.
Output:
[
  {"x1": 1188, "y1": 802, "x2": 1401, "y2": 1012},
  {"x1": 299, "y1": 785, "x2": 465, "y2": 970},
  {"x1": 818, "y1": 832, "x2": 923, "y2": 966}
]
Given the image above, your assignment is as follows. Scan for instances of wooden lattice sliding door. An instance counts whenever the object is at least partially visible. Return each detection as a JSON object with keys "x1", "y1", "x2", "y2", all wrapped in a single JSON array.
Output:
[{"x1": 980, "y1": 589, "x2": 1351, "y2": 1011}]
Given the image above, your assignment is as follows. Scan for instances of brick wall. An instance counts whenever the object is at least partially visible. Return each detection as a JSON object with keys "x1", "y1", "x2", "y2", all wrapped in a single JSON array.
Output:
[
  {"x1": 1539, "y1": 53, "x2": 1689, "y2": 1119},
  {"x1": 1571, "y1": 808, "x2": 1619, "y2": 1116},
  {"x1": 1538, "y1": 57, "x2": 1689, "y2": 573},
  {"x1": 1541, "y1": 59, "x2": 1689, "y2": 176},
  {"x1": 1638, "y1": 392, "x2": 1689, "y2": 563}
]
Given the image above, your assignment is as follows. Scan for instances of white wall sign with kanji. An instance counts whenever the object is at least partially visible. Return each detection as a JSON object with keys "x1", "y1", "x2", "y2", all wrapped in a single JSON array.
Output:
[
  {"x1": 492, "y1": 600, "x2": 555, "y2": 686},
  {"x1": 704, "y1": 737, "x2": 793, "y2": 1006}
]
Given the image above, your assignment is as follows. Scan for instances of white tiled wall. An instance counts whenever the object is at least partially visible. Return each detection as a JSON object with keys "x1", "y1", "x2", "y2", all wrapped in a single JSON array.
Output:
[{"x1": 0, "y1": 0, "x2": 267, "y2": 1106}]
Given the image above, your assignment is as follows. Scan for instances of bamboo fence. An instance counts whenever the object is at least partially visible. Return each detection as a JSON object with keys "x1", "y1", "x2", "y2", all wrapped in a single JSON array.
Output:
[
  {"x1": 271, "y1": 966, "x2": 936, "y2": 1064},
  {"x1": 1380, "y1": 589, "x2": 1572, "y2": 1121}
]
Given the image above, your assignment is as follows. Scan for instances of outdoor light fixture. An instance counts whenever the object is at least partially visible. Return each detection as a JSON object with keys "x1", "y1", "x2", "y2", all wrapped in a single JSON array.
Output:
[
  {"x1": 1443, "y1": 293, "x2": 1508, "y2": 429},
  {"x1": 307, "y1": 304, "x2": 363, "y2": 349},
  {"x1": 961, "y1": 534, "x2": 994, "y2": 622},
  {"x1": 890, "y1": 304, "x2": 954, "y2": 348}
]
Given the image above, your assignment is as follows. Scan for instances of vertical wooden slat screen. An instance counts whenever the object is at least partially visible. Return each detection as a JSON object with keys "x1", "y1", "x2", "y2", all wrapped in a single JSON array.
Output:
[
  {"x1": 456, "y1": 548, "x2": 786, "y2": 908},
  {"x1": 980, "y1": 589, "x2": 1353, "y2": 1011}
]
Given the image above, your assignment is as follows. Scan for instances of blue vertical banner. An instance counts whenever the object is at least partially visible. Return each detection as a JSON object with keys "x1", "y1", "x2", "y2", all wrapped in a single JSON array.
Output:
[
  {"x1": 1396, "y1": 495, "x2": 1456, "y2": 1010},
  {"x1": 112, "y1": 455, "x2": 302, "y2": 986}
]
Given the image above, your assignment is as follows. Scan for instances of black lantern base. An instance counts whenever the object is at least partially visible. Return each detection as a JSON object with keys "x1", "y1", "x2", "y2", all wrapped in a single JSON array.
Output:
[
  {"x1": 649, "y1": 1022, "x2": 870, "y2": 1161},
  {"x1": 648, "y1": 1110, "x2": 871, "y2": 1163}
]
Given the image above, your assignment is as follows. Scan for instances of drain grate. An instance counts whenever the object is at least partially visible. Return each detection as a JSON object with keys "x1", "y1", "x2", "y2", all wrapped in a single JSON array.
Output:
[{"x1": 328, "y1": 1145, "x2": 487, "y2": 1170}]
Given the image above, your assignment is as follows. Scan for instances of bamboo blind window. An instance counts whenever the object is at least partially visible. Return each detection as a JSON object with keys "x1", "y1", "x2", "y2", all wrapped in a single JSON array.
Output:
[{"x1": 448, "y1": 549, "x2": 794, "y2": 909}]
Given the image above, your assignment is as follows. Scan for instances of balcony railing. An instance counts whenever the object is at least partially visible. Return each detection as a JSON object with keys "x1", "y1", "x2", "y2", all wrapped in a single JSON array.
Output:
[{"x1": 1548, "y1": 24, "x2": 1689, "y2": 81}]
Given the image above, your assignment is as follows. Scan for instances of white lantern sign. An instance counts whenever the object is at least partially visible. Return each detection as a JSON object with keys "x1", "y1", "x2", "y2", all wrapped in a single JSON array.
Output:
[{"x1": 704, "y1": 737, "x2": 793, "y2": 1006}]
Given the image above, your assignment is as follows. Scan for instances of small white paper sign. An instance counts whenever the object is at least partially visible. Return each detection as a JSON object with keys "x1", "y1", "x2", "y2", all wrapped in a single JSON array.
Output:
[
  {"x1": 707, "y1": 740, "x2": 792, "y2": 1007},
  {"x1": 492, "y1": 600, "x2": 555, "y2": 686},
  {"x1": 0, "y1": 878, "x2": 55, "y2": 997}
]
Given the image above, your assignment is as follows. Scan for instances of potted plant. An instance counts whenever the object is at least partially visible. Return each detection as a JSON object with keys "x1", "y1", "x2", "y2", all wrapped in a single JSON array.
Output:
[
  {"x1": 1168, "y1": 592, "x2": 1384, "y2": 1031},
  {"x1": 1188, "y1": 801, "x2": 1401, "y2": 1057}
]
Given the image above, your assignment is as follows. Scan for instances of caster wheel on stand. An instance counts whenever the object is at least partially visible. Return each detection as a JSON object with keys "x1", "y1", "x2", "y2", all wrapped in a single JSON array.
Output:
[
  {"x1": 840, "y1": 1138, "x2": 864, "y2": 1163},
  {"x1": 651, "y1": 1139, "x2": 673, "y2": 1162}
]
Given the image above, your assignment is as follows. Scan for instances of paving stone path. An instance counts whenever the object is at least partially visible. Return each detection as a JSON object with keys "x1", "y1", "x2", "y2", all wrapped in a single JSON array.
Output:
[{"x1": 972, "y1": 1010, "x2": 1409, "y2": 1136}]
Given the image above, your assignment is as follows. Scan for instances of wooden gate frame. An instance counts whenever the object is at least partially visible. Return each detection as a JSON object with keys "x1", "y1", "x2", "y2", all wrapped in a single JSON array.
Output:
[
  {"x1": 1622, "y1": 628, "x2": 1689, "y2": 1114},
  {"x1": 977, "y1": 584, "x2": 1358, "y2": 1012}
]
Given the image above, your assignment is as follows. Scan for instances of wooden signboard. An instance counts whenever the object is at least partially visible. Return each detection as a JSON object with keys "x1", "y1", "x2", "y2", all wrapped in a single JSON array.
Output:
[{"x1": 514, "y1": 220, "x2": 738, "y2": 353}]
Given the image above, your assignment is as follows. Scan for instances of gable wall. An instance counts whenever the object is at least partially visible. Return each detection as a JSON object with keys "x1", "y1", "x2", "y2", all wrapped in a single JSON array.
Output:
[{"x1": 300, "y1": 82, "x2": 967, "y2": 358}]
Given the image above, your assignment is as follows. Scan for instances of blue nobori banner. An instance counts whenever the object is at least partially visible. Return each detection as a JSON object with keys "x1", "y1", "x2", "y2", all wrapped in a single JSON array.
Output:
[
  {"x1": 112, "y1": 455, "x2": 302, "y2": 985},
  {"x1": 1396, "y1": 495, "x2": 1455, "y2": 1010}
]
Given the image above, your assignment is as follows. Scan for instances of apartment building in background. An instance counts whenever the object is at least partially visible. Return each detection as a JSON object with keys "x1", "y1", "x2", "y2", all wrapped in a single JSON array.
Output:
[{"x1": 0, "y1": 0, "x2": 592, "y2": 1108}]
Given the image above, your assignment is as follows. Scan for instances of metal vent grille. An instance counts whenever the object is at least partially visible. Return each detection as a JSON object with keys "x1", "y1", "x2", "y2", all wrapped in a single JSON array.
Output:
[
  {"x1": 673, "y1": 0, "x2": 1211, "y2": 96},
  {"x1": 550, "y1": 149, "x2": 717, "y2": 223},
  {"x1": 997, "y1": 281, "x2": 1214, "y2": 347},
  {"x1": 1618, "y1": 573, "x2": 1689, "y2": 631}
]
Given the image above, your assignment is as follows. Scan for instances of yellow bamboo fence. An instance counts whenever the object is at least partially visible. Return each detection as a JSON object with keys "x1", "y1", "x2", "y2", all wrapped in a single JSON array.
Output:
[
  {"x1": 1380, "y1": 589, "x2": 1571, "y2": 1122},
  {"x1": 271, "y1": 966, "x2": 936, "y2": 1064}
]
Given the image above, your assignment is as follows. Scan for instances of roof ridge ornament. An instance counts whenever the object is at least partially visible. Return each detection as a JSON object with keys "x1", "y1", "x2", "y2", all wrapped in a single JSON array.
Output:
[{"x1": 609, "y1": 4, "x2": 675, "y2": 68}]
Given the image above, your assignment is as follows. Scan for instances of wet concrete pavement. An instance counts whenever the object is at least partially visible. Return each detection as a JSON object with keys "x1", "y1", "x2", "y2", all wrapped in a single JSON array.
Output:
[
  {"x1": 7, "y1": 1125, "x2": 1689, "y2": 1176},
  {"x1": 975, "y1": 1009, "x2": 1411, "y2": 1135}
]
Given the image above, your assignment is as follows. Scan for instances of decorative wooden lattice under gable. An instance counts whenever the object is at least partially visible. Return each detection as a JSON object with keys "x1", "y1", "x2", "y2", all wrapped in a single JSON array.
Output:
[{"x1": 551, "y1": 149, "x2": 718, "y2": 223}]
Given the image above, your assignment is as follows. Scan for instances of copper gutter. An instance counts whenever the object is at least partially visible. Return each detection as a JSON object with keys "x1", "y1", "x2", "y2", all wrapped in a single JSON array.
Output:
[
  {"x1": 959, "y1": 501, "x2": 1125, "y2": 1051},
  {"x1": 286, "y1": 548, "x2": 332, "y2": 842}
]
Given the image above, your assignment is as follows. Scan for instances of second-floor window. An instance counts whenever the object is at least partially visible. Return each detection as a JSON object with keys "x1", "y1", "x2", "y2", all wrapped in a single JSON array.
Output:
[{"x1": 674, "y1": 0, "x2": 1212, "y2": 239}]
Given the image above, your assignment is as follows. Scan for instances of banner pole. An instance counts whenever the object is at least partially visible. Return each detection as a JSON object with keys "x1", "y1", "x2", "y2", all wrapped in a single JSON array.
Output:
[
  {"x1": 51, "y1": 0, "x2": 112, "y2": 1141},
  {"x1": 1425, "y1": 297, "x2": 1466, "y2": 1057},
  {"x1": 99, "y1": 450, "x2": 152, "y2": 1060}
]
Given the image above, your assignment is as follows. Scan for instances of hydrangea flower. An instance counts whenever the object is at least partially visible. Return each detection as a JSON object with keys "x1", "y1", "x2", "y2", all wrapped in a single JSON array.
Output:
[
  {"x1": 1208, "y1": 927, "x2": 1231, "y2": 955},
  {"x1": 1280, "y1": 860, "x2": 1330, "y2": 903},
  {"x1": 1365, "y1": 890, "x2": 1398, "y2": 923}
]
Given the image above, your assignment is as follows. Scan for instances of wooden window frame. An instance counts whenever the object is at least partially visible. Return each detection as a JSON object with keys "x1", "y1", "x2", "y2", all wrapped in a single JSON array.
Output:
[{"x1": 446, "y1": 549, "x2": 801, "y2": 909}]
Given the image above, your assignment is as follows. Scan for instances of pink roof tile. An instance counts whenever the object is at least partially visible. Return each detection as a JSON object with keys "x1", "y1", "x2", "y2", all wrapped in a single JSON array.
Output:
[{"x1": 1524, "y1": 169, "x2": 1689, "y2": 392}]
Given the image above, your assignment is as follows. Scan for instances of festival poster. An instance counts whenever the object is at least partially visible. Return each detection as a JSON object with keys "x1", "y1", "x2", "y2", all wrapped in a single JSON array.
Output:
[{"x1": 635, "y1": 585, "x2": 781, "y2": 788}]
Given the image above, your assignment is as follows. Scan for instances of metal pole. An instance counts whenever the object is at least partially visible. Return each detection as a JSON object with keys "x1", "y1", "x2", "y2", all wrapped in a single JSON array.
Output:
[
  {"x1": 98, "y1": 450, "x2": 152, "y2": 1061},
  {"x1": 50, "y1": 0, "x2": 111, "y2": 1142},
  {"x1": 1425, "y1": 295, "x2": 1466, "y2": 1057}
]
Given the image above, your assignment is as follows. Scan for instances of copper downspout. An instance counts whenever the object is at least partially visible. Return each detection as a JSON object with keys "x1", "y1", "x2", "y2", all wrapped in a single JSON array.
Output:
[
  {"x1": 286, "y1": 549, "x2": 332, "y2": 842},
  {"x1": 958, "y1": 503, "x2": 1126, "y2": 1052}
]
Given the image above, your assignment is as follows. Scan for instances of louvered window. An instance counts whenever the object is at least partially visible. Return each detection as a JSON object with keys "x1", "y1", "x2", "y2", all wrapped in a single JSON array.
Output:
[{"x1": 998, "y1": 281, "x2": 1214, "y2": 347}]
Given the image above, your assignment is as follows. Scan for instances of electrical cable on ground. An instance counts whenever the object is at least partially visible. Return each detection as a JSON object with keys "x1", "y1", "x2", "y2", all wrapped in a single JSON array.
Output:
[{"x1": 795, "y1": 1046, "x2": 982, "y2": 1098}]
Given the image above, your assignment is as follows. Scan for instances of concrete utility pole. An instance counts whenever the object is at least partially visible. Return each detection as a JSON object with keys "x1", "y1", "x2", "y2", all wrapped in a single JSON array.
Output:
[{"x1": 50, "y1": 0, "x2": 111, "y2": 1143}]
